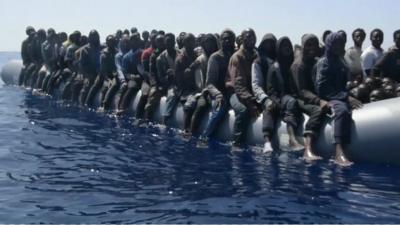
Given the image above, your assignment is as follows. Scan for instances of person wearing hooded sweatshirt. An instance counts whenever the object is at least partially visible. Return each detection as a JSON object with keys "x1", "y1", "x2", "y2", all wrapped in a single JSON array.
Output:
[
  {"x1": 291, "y1": 34, "x2": 326, "y2": 161},
  {"x1": 315, "y1": 32, "x2": 363, "y2": 166},
  {"x1": 251, "y1": 33, "x2": 280, "y2": 151},
  {"x1": 186, "y1": 33, "x2": 219, "y2": 135},
  {"x1": 78, "y1": 30, "x2": 102, "y2": 106},
  {"x1": 197, "y1": 29, "x2": 236, "y2": 146},
  {"x1": 262, "y1": 36, "x2": 304, "y2": 152},
  {"x1": 371, "y1": 30, "x2": 400, "y2": 82},
  {"x1": 175, "y1": 33, "x2": 198, "y2": 135},
  {"x1": 228, "y1": 29, "x2": 258, "y2": 147},
  {"x1": 86, "y1": 35, "x2": 118, "y2": 108}
]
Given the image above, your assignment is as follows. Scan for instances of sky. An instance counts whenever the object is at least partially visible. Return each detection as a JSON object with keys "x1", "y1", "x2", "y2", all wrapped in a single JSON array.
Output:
[{"x1": 0, "y1": 0, "x2": 399, "y2": 51}]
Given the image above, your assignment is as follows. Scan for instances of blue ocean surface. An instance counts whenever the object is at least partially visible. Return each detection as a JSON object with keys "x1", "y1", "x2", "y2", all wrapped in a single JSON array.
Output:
[{"x1": 0, "y1": 52, "x2": 400, "y2": 224}]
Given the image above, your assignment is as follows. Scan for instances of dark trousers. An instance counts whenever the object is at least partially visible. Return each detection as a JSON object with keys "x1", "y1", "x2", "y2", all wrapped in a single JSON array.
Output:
[
  {"x1": 190, "y1": 95, "x2": 209, "y2": 134},
  {"x1": 102, "y1": 78, "x2": 121, "y2": 110},
  {"x1": 262, "y1": 95, "x2": 301, "y2": 138},
  {"x1": 298, "y1": 100, "x2": 324, "y2": 137},
  {"x1": 330, "y1": 100, "x2": 352, "y2": 144},
  {"x1": 23, "y1": 63, "x2": 36, "y2": 87},
  {"x1": 118, "y1": 79, "x2": 141, "y2": 111},
  {"x1": 61, "y1": 73, "x2": 78, "y2": 101},
  {"x1": 144, "y1": 86, "x2": 164, "y2": 120},
  {"x1": 229, "y1": 94, "x2": 250, "y2": 144},
  {"x1": 78, "y1": 75, "x2": 96, "y2": 105},
  {"x1": 85, "y1": 75, "x2": 105, "y2": 107},
  {"x1": 135, "y1": 81, "x2": 150, "y2": 118}
]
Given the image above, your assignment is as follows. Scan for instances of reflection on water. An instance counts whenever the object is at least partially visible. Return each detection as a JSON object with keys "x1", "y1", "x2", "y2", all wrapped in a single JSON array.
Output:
[{"x1": 0, "y1": 85, "x2": 399, "y2": 223}]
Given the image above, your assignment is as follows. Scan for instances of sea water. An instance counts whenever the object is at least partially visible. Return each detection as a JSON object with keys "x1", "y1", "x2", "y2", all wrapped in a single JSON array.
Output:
[{"x1": 0, "y1": 52, "x2": 399, "y2": 223}]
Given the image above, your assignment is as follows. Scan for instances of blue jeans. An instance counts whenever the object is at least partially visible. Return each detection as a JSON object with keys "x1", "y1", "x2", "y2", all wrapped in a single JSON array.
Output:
[
  {"x1": 202, "y1": 97, "x2": 229, "y2": 138},
  {"x1": 163, "y1": 88, "x2": 180, "y2": 118}
]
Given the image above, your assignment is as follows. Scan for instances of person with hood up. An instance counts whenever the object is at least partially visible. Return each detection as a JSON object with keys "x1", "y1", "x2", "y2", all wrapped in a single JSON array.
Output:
[
  {"x1": 315, "y1": 32, "x2": 363, "y2": 166},
  {"x1": 228, "y1": 28, "x2": 258, "y2": 148},
  {"x1": 251, "y1": 33, "x2": 280, "y2": 152},
  {"x1": 256, "y1": 36, "x2": 304, "y2": 152},
  {"x1": 371, "y1": 30, "x2": 400, "y2": 82},
  {"x1": 291, "y1": 34, "x2": 326, "y2": 161}
]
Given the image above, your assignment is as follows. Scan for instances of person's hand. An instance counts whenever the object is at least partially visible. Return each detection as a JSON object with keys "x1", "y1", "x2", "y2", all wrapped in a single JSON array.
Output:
[
  {"x1": 184, "y1": 68, "x2": 192, "y2": 76},
  {"x1": 215, "y1": 96, "x2": 224, "y2": 110},
  {"x1": 264, "y1": 98, "x2": 280, "y2": 115},
  {"x1": 166, "y1": 69, "x2": 174, "y2": 78},
  {"x1": 348, "y1": 96, "x2": 363, "y2": 109},
  {"x1": 319, "y1": 99, "x2": 330, "y2": 112}
]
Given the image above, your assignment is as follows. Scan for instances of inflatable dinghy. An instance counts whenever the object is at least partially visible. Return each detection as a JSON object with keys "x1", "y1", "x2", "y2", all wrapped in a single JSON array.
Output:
[{"x1": 2, "y1": 60, "x2": 400, "y2": 165}]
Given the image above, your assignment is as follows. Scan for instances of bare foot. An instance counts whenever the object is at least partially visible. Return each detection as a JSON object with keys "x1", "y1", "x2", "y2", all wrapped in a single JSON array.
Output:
[
  {"x1": 289, "y1": 139, "x2": 304, "y2": 151},
  {"x1": 334, "y1": 155, "x2": 354, "y2": 167},
  {"x1": 263, "y1": 141, "x2": 274, "y2": 153},
  {"x1": 302, "y1": 149, "x2": 322, "y2": 161}
]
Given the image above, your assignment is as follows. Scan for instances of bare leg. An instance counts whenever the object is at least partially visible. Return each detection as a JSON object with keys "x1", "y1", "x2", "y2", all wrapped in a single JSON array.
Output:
[
  {"x1": 287, "y1": 125, "x2": 304, "y2": 151},
  {"x1": 303, "y1": 134, "x2": 322, "y2": 161},
  {"x1": 334, "y1": 143, "x2": 353, "y2": 166},
  {"x1": 263, "y1": 136, "x2": 274, "y2": 153}
]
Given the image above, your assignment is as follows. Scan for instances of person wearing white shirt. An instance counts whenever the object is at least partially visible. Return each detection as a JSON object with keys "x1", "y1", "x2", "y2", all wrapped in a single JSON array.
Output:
[{"x1": 361, "y1": 29, "x2": 384, "y2": 77}]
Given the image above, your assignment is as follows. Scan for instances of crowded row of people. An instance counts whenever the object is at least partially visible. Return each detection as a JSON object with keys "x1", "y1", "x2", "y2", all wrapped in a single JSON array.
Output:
[{"x1": 19, "y1": 26, "x2": 400, "y2": 166}]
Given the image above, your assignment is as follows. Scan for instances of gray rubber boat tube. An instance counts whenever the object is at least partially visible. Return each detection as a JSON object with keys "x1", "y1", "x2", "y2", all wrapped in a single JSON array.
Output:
[{"x1": 2, "y1": 60, "x2": 400, "y2": 165}]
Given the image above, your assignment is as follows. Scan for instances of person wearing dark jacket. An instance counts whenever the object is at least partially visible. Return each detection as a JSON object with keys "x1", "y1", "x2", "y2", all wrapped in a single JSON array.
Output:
[
  {"x1": 86, "y1": 35, "x2": 118, "y2": 108},
  {"x1": 77, "y1": 30, "x2": 101, "y2": 106},
  {"x1": 371, "y1": 30, "x2": 400, "y2": 82},
  {"x1": 40, "y1": 28, "x2": 59, "y2": 92},
  {"x1": 187, "y1": 33, "x2": 219, "y2": 135},
  {"x1": 197, "y1": 29, "x2": 236, "y2": 145},
  {"x1": 143, "y1": 34, "x2": 166, "y2": 121},
  {"x1": 175, "y1": 33, "x2": 198, "y2": 134},
  {"x1": 291, "y1": 34, "x2": 325, "y2": 161},
  {"x1": 252, "y1": 33, "x2": 278, "y2": 151},
  {"x1": 101, "y1": 35, "x2": 130, "y2": 110},
  {"x1": 228, "y1": 29, "x2": 258, "y2": 147},
  {"x1": 253, "y1": 35, "x2": 304, "y2": 152},
  {"x1": 29, "y1": 29, "x2": 46, "y2": 88},
  {"x1": 315, "y1": 32, "x2": 363, "y2": 166},
  {"x1": 20, "y1": 26, "x2": 36, "y2": 86}
]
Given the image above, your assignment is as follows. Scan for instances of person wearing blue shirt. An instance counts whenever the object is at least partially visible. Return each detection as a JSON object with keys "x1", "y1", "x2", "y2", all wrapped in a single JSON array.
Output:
[{"x1": 117, "y1": 33, "x2": 143, "y2": 114}]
